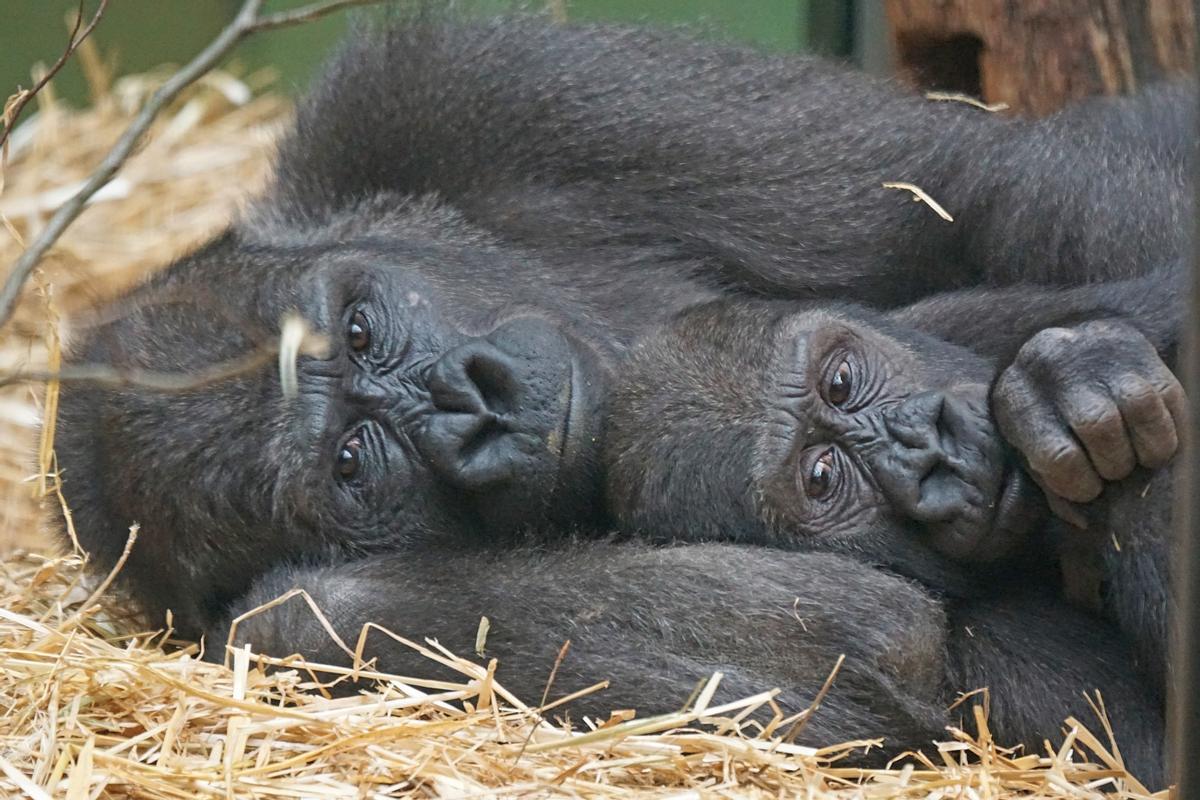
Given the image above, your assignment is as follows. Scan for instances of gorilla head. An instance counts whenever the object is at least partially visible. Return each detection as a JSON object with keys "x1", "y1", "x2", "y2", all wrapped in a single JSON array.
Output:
[
  {"x1": 604, "y1": 298, "x2": 1048, "y2": 589},
  {"x1": 55, "y1": 198, "x2": 609, "y2": 632}
]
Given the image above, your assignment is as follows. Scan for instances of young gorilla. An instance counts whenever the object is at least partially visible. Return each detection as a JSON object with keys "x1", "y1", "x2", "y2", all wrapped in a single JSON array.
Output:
[
  {"x1": 600, "y1": 270, "x2": 1184, "y2": 780},
  {"x1": 605, "y1": 268, "x2": 1185, "y2": 582}
]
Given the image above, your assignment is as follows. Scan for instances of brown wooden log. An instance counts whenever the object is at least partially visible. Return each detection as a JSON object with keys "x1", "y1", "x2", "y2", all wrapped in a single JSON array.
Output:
[{"x1": 883, "y1": 0, "x2": 1195, "y2": 115}]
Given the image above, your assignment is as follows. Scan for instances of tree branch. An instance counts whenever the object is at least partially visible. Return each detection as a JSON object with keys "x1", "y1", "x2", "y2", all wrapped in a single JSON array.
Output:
[
  {"x1": 0, "y1": 0, "x2": 110, "y2": 152},
  {"x1": 0, "y1": 350, "x2": 277, "y2": 393},
  {"x1": 250, "y1": 0, "x2": 386, "y2": 32},
  {"x1": 0, "y1": 324, "x2": 328, "y2": 394},
  {"x1": 0, "y1": 0, "x2": 387, "y2": 329}
]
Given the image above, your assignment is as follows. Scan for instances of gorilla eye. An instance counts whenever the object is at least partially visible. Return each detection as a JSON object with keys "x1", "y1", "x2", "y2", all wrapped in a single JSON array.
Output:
[
  {"x1": 805, "y1": 448, "x2": 837, "y2": 499},
  {"x1": 348, "y1": 309, "x2": 371, "y2": 353},
  {"x1": 336, "y1": 433, "x2": 364, "y2": 480},
  {"x1": 827, "y1": 359, "x2": 852, "y2": 406}
]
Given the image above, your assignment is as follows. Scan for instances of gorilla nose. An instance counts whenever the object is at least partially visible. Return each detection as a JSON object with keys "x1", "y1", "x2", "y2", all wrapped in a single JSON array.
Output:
[
  {"x1": 419, "y1": 318, "x2": 574, "y2": 494},
  {"x1": 873, "y1": 390, "x2": 985, "y2": 524}
]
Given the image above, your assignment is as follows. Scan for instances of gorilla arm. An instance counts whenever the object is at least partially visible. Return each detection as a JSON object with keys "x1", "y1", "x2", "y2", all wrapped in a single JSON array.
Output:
[
  {"x1": 212, "y1": 539, "x2": 1166, "y2": 777},
  {"x1": 210, "y1": 541, "x2": 949, "y2": 754},
  {"x1": 896, "y1": 272, "x2": 1183, "y2": 703},
  {"x1": 269, "y1": 16, "x2": 1188, "y2": 307},
  {"x1": 888, "y1": 266, "x2": 1184, "y2": 366}
]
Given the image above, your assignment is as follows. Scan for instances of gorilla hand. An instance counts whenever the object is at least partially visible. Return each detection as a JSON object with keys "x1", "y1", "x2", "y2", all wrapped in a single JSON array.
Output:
[{"x1": 992, "y1": 319, "x2": 1185, "y2": 518}]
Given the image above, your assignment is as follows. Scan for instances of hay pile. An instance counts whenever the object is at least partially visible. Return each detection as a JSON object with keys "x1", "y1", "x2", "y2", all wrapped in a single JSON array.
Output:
[
  {"x1": 0, "y1": 61, "x2": 286, "y2": 550},
  {"x1": 0, "y1": 66, "x2": 1167, "y2": 798},
  {"x1": 0, "y1": 550, "x2": 1163, "y2": 797}
]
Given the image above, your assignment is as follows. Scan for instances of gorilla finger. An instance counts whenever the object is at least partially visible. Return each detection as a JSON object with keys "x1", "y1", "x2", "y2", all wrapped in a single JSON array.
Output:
[
  {"x1": 1161, "y1": 374, "x2": 1188, "y2": 446},
  {"x1": 1061, "y1": 388, "x2": 1135, "y2": 482},
  {"x1": 1116, "y1": 378, "x2": 1179, "y2": 469},
  {"x1": 1046, "y1": 491, "x2": 1089, "y2": 530},
  {"x1": 997, "y1": 398, "x2": 1103, "y2": 504},
  {"x1": 992, "y1": 366, "x2": 1042, "y2": 444}
]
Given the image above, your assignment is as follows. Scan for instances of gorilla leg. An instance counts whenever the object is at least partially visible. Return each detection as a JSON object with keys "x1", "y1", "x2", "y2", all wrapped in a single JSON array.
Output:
[
  {"x1": 949, "y1": 591, "x2": 1166, "y2": 787},
  {"x1": 1049, "y1": 467, "x2": 1175, "y2": 698},
  {"x1": 213, "y1": 541, "x2": 949, "y2": 754}
]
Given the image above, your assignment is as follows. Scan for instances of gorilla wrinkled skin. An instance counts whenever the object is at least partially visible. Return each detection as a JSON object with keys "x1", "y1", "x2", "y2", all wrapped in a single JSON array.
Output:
[{"x1": 53, "y1": 11, "x2": 1189, "y2": 782}]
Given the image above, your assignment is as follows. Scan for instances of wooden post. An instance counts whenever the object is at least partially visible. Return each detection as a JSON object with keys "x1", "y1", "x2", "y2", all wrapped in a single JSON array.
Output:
[{"x1": 883, "y1": 0, "x2": 1195, "y2": 115}]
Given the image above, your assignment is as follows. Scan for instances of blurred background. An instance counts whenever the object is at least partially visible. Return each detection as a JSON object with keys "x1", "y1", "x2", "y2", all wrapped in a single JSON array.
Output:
[
  {"x1": 2, "y1": 1, "x2": 878, "y2": 106},
  {"x1": 2, "y1": 0, "x2": 1194, "y2": 116}
]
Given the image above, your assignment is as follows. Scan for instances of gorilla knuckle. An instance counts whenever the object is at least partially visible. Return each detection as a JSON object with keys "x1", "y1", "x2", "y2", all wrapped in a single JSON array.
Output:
[
  {"x1": 1030, "y1": 441, "x2": 1103, "y2": 502},
  {"x1": 991, "y1": 370, "x2": 1037, "y2": 425},
  {"x1": 1067, "y1": 398, "x2": 1120, "y2": 434},
  {"x1": 1019, "y1": 327, "x2": 1077, "y2": 364},
  {"x1": 1116, "y1": 379, "x2": 1166, "y2": 421},
  {"x1": 1029, "y1": 440, "x2": 1083, "y2": 476}
]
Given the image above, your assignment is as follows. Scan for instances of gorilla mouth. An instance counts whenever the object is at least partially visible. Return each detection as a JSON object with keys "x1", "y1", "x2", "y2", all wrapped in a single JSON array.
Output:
[
  {"x1": 557, "y1": 352, "x2": 603, "y2": 473},
  {"x1": 926, "y1": 465, "x2": 1045, "y2": 563},
  {"x1": 555, "y1": 357, "x2": 581, "y2": 460},
  {"x1": 984, "y1": 467, "x2": 1044, "y2": 558}
]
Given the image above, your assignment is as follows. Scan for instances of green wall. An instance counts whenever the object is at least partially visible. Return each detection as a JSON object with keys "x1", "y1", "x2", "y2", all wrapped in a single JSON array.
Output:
[
  {"x1": 1, "y1": 1, "x2": 853, "y2": 108},
  {"x1": 568, "y1": 0, "x2": 805, "y2": 53}
]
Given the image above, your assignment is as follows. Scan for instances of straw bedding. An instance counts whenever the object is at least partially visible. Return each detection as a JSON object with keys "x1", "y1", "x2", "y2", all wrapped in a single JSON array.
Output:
[{"x1": 0, "y1": 67, "x2": 1167, "y2": 798}]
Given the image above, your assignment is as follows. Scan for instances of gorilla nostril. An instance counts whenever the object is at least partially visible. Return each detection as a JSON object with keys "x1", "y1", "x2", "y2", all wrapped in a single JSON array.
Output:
[
  {"x1": 429, "y1": 342, "x2": 522, "y2": 417},
  {"x1": 464, "y1": 351, "x2": 521, "y2": 414},
  {"x1": 885, "y1": 391, "x2": 946, "y2": 451}
]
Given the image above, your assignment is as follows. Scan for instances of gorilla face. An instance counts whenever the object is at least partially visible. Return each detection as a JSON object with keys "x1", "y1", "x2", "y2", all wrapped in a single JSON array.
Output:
[
  {"x1": 605, "y1": 299, "x2": 1047, "y2": 588},
  {"x1": 56, "y1": 214, "x2": 608, "y2": 632},
  {"x1": 289, "y1": 252, "x2": 606, "y2": 543}
]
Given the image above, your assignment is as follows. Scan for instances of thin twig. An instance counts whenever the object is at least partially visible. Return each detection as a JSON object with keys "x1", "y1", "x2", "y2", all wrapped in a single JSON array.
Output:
[
  {"x1": 514, "y1": 640, "x2": 572, "y2": 765},
  {"x1": 251, "y1": 0, "x2": 386, "y2": 31},
  {"x1": 782, "y1": 654, "x2": 844, "y2": 744},
  {"x1": 0, "y1": 0, "x2": 387, "y2": 328},
  {"x1": 0, "y1": 0, "x2": 110, "y2": 152},
  {"x1": 1, "y1": 348, "x2": 278, "y2": 393},
  {"x1": 882, "y1": 181, "x2": 955, "y2": 222},
  {"x1": 924, "y1": 91, "x2": 1009, "y2": 113},
  {"x1": 61, "y1": 523, "x2": 137, "y2": 631},
  {"x1": 0, "y1": 324, "x2": 328, "y2": 393}
]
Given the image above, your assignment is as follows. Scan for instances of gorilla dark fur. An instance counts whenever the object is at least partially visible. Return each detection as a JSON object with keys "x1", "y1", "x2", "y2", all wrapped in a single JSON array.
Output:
[
  {"x1": 601, "y1": 268, "x2": 1185, "y2": 780},
  {"x1": 53, "y1": 11, "x2": 1187, "y2": 780}
]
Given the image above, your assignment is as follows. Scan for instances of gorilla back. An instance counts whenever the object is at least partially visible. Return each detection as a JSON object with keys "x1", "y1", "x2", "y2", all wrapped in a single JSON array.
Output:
[{"x1": 54, "y1": 12, "x2": 1189, "y2": 633}]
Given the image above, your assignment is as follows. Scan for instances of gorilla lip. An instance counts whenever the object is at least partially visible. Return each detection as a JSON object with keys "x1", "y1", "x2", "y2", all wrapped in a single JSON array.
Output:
[
  {"x1": 988, "y1": 467, "x2": 1040, "y2": 550},
  {"x1": 556, "y1": 356, "x2": 587, "y2": 464}
]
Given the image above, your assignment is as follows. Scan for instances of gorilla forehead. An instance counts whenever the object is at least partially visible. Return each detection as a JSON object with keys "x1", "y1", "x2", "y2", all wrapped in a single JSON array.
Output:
[{"x1": 242, "y1": 192, "x2": 622, "y2": 345}]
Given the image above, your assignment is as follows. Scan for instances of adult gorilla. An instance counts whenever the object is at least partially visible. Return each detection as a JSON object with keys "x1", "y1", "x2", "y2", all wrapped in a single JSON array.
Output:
[
  {"x1": 53, "y1": 12, "x2": 1181, "y2": 778},
  {"x1": 55, "y1": 12, "x2": 1189, "y2": 634}
]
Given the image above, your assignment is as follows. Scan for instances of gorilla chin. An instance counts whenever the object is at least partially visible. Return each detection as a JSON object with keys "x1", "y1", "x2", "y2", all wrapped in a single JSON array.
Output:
[{"x1": 605, "y1": 298, "x2": 1048, "y2": 589}]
